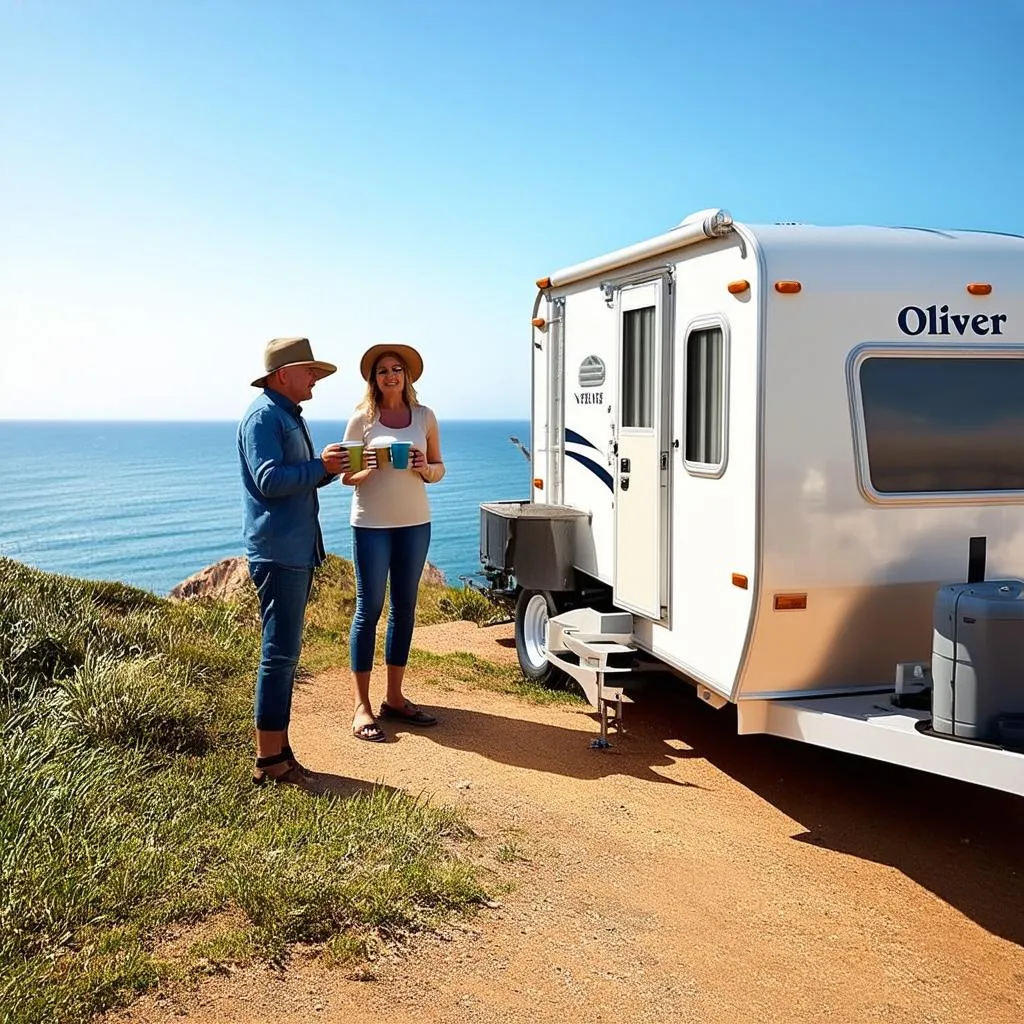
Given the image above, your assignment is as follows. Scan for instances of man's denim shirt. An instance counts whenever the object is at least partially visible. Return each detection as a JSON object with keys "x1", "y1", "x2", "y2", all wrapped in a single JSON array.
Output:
[{"x1": 237, "y1": 388, "x2": 335, "y2": 568}]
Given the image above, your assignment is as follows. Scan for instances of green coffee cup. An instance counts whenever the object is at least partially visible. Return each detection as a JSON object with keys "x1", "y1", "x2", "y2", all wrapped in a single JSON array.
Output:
[{"x1": 340, "y1": 441, "x2": 364, "y2": 472}]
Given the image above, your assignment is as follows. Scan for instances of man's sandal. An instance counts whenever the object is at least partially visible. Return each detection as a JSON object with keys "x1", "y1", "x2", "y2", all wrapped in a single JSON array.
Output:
[
  {"x1": 282, "y1": 745, "x2": 314, "y2": 778},
  {"x1": 252, "y1": 750, "x2": 310, "y2": 787}
]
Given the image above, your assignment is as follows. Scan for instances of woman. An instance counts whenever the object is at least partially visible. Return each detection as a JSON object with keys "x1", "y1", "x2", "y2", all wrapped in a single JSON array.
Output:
[{"x1": 340, "y1": 343, "x2": 446, "y2": 742}]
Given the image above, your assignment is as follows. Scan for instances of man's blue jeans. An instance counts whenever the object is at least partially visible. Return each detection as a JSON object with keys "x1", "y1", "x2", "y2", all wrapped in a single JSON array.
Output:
[
  {"x1": 249, "y1": 561, "x2": 314, "y2": 731},
  {"x1": 350, "y1": 523, "x2": 431, "y2": 673}
]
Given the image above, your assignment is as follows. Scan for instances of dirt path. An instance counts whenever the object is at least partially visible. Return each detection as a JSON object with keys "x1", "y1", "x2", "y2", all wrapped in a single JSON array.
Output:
[{"x1": 113, "y1": 622, "x2": 1024, "y2": 1024}]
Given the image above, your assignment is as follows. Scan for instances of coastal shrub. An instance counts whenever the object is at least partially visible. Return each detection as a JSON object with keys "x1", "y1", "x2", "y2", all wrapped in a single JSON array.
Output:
[
  {"x1": 436, "y1": 584, "x2": 502, "y2": 624},
  {"x1": 55, "y1": 650, "x2": 213, "y2": 754},
  {"x1": 161, "y1": 599, "x2": 261, "y2": 682},
  {"x1": 0, "y1": 584, "x2": 86, "y2": 701},
  {"x1": 84, "y1": 577, "x2": 164, "y2": 613},
  {"x1": 0, "y1": 612, "x2": 78, "y2": 702}
]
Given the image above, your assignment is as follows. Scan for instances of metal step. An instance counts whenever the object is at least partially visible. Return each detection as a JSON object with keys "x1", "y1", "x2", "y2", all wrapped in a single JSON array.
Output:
[
  {"x1": 545, "y1": 608, "x2": 638, "y2": 747},
  {"x1": 546, "y1": 646, "x2": 636, "y2": 707}
]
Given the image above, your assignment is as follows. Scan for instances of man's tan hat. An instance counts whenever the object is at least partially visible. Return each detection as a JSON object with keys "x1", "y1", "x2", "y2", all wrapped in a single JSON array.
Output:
[
  {"x1": 359, "y1": 343, "x2": 424, "y2": 383},
  {"x1": 251, "y1": 337, "x2": 337, "y2": 388}
]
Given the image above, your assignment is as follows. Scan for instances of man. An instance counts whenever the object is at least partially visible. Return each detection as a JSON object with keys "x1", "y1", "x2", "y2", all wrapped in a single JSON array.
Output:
[{"x1": 238, "y1": 336, "x2": 348, "y2": 788}]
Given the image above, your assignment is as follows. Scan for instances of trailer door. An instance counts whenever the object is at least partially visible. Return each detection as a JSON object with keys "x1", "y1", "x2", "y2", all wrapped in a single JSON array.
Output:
[{"x1": 614, "y1": 279, "x2": 669, "y2": 619}]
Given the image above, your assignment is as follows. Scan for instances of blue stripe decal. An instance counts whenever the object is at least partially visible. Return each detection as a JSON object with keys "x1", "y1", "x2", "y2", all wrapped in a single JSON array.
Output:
[
  {"x1": 565, "y1": 427, "x2": 598, "y2": 451},
  {"x1": 565, "y1": 450, "x2": 614, "y2": 491}
]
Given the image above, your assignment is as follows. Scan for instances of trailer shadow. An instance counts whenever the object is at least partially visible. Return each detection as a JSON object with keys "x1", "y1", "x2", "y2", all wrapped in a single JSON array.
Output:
[
  {"x1": 627, "y1": 676, "x2": 1024, "y2": 949},
  {"x1": 407, "y1": 701, "x2": 703, "y2": 787}
]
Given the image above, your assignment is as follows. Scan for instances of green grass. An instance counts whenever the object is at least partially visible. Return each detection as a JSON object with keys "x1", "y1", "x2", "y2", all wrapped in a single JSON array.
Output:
[
  {"x1": 0, "y1": 556, "x2": 495, "y2": 1024},
  {"x1": 496, "y1": 841, "x2": 530, "y2": 864},
  {"x1": 407, "y1": 647, "x2": 586, "y2": 706},
  {"x1": 431, "y1": 585, "x2": 507, "y2": 625}
]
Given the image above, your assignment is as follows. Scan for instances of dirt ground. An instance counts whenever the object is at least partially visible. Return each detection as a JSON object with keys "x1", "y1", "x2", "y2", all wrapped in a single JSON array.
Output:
[{"x1": 111, "y1": 621, "x2": 1024, "y2": 1024}]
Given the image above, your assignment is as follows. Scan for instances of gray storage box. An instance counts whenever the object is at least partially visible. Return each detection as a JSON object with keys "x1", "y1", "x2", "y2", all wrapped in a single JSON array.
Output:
[
  {"x1": 931, "y1": 579, "x2": 1024, "y2": 742},
  {"x1": 479, "y1": 501, "x2": 591, "y2": 592}
]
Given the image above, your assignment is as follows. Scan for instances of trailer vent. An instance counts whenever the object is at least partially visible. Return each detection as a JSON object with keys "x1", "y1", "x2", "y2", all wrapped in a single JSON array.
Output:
[{"x1": 579, "y1": 355, "x2": 606, "y2": 388}]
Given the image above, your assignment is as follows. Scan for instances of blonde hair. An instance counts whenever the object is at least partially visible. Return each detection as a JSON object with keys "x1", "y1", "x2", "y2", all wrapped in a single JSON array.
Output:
[{"x1": 356, "y1": 350, "x2": 420, "y2": 424}]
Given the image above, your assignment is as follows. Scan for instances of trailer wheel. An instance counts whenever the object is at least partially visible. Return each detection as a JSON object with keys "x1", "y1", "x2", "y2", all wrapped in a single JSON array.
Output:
[{"x1": 515, "y1": 589, "x2": 558, "y2": 683}]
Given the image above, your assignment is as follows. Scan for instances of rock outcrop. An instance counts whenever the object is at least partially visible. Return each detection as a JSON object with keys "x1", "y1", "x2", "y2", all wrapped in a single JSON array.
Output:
[
  {"x1": 168, "y1": 557, "x2": 252, "y2": 602},
  {"x1": 420, "y1": 562, "x2": 447, "y2": 586}
]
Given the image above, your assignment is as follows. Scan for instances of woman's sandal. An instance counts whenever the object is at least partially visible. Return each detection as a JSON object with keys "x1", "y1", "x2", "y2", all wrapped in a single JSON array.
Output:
[
  {"x1": 379, "y1": 701, "x2": 438, "y2": 726},
  {"x1": 352, "y1": 721, "x2": 386, "y2": 743},
  {"x1": 252, "y1": 750, "x2": 311, "y2": 788}
]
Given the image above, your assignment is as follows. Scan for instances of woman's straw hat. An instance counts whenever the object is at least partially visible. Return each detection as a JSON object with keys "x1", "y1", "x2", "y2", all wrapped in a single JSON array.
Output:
[
  {"x1": 251, "y1": 337, "x2": 337, "y2": 387},
  {"x1": 359, "y1": 343, "x2": 424, "y2": 383}
]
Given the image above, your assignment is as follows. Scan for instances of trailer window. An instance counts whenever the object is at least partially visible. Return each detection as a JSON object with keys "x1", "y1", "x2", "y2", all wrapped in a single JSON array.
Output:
[
  {"x1": 859, "y1": 356, "x2": 1024, "y2": 493},
  {"x1": 685, "y1": 326, "x2": 725, "y2": 467},
  {"x1": 621, "y1": 306, "x2": 654, "y2": 428}
]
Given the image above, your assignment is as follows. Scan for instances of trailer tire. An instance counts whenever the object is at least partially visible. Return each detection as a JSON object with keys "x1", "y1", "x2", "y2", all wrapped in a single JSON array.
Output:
[{"x1": 514, "y1": 589, "x2": 559, "y2": 684}]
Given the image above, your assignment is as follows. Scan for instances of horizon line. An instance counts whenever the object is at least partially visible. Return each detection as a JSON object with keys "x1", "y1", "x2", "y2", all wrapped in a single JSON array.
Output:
[{"x1": 0, "y1": 416, "x2": 530, "y2": 424}]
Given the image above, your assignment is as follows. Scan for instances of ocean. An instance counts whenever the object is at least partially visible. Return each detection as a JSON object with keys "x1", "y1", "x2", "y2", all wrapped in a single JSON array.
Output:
[{"x1": 0, "y1": 419, "x2": 531, "y2": 596}]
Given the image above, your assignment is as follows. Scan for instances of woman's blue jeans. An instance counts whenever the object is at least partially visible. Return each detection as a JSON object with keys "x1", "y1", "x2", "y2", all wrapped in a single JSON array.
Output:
[
  {"x1": 249, "y1": 561, "x2": 314, "y2": 731},
  {"x1": 350, "y1": 523, "x2": 431, "y2": 673}
]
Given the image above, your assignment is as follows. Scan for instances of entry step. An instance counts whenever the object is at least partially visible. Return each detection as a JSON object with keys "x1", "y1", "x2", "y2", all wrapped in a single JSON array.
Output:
[{"x1": 543, "y1": 607, "x2": 640, "y2": 746}]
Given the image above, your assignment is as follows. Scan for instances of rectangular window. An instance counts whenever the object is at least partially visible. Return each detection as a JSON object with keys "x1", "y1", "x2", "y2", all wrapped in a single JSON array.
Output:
[
  {"x1": 685, "y1": 327, "x2": 725, "y2": 466},
  {"x1": 622, "y1": 306, "x2": 654, "y2": 428},
  {"x1": 859, "y1": 356, "x2": 1024, "y2": 493}
]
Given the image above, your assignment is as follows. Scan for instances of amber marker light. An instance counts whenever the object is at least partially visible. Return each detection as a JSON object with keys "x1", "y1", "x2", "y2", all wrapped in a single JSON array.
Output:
[
  {"x1": 536, "y1": 276, "x2": 552, "y2": 289},
  {"x1": 533, "y1": 477, "x2": 543, "y2": 489},
  {"x1": 732, "y1": 573, "x2": 749, "y2": 589},
  {"x1": 774, "y1": 593, "x2": 807, "y2": 611},
  {"x1": 774, "y1": 281, "x2": 802, "y2": 294},
  {"x1": 727, "y1": 280, "x2": 750, "y2": 295},
  {"x1": 967, "y1": 283, "x2": 993, "y2": 296},
  {"x1": 531, "y1": 318, "x2": 546, "y2": 328}
]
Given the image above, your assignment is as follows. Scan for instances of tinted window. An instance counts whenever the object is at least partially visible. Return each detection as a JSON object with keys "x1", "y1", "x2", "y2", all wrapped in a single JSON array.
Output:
[
  {"x1": 860, "y1": 356, "x2": 1024, "y2": 493},
  {"x1": 685, "y1": 327, "x2": 725, "y2": 466},
  {"x1": 622, "y1": 306, "x2": 654, "y2": 428}
]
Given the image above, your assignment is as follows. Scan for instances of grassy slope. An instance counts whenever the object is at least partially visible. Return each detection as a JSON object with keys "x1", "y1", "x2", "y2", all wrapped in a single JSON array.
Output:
[{"x1": 0, "y1": 555, "x2": 517, "y2": 1024}]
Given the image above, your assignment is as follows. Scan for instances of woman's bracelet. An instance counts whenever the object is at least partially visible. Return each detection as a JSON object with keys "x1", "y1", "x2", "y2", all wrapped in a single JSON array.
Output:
[{"x1": 419, "y1": 462, "x2": 445, "y2": 484}]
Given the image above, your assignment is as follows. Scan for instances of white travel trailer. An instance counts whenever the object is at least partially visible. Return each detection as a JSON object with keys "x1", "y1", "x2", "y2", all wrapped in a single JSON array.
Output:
[{"x1": 478, "y1": 208, "x2": 1024, "y2": 796}]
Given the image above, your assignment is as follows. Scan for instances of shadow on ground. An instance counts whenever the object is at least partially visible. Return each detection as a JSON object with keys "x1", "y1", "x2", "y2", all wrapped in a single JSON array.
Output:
[
  {"x1": 307, "y1": 772, "x2": 405, "y2": 800},
  {"x1": 403, "y1": 670, "x2": 1023, "y2": 947},
  {"x1": 391, "y1": 699, "x2": 698, "y2": 787},
  {"x1": 625, "y1": 677, "x2": 1024, "y2": 949}
]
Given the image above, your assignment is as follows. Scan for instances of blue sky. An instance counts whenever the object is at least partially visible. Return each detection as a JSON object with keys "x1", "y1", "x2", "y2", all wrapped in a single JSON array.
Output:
[{"x1": 3, "y1": 0, "x2": 1023, "y2": 421}]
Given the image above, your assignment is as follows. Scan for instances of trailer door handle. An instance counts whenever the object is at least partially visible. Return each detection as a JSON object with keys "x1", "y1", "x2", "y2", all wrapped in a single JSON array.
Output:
[
  {"x1": 620, "y1": 476, "x2": 630, "y2": 491},
  {"x1": 619, "y1": 457, "x2": 630, "y2": 473}
]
